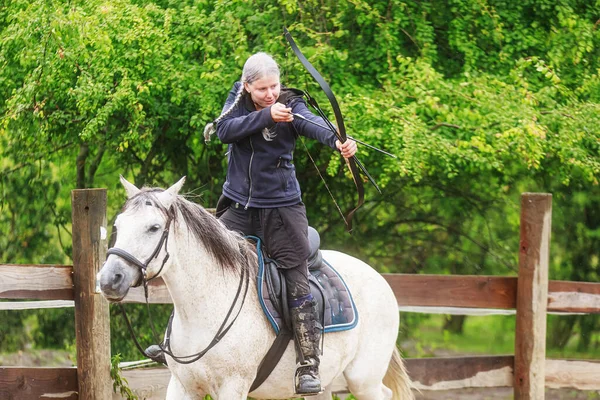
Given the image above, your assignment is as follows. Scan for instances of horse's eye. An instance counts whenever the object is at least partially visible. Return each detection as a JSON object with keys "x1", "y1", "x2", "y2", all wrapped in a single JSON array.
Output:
[{"x1": 148, "y1": 224, "x2": 161, "y2": 233}]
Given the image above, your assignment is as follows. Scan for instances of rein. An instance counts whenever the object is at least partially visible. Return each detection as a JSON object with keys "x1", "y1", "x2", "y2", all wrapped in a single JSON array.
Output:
[{"x1": 107, "y1": 207, "x2": 251, "y2": 365}]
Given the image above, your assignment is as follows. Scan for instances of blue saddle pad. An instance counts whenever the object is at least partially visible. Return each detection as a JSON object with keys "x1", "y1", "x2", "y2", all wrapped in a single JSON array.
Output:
[{"x1": 254, "y1": 239, "x2": 359, "y2": 334}]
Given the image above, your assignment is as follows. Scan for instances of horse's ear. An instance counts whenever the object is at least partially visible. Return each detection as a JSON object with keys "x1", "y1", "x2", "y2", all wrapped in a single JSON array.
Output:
[
  {"x1": 156, "y1": 176, "x2": 186, "y2": 208},
  {"x1": 120, "y1": 175, "x2": 141, "y2": 198},
  {"x1": 166, "y1": 176, "x2": 186, "y2": 196}
]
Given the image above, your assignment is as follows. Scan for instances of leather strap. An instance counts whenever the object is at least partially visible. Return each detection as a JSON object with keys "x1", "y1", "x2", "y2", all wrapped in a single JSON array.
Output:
[{"x1": 249, "y1": 328, "x2": 293, "y2": 392}]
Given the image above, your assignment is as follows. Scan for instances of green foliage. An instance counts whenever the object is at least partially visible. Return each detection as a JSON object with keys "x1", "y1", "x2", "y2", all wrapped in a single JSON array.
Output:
[
  {"x1": 109, "y1": 303, "x2": 172, "y2": 360},
  {"x1": 30, "y1": 308, "x2": 75, "y2": 349},
  {"x1": 111, "y1": 353, "x2": 138, "y2": 400},
  {"x1": 0, "y1": 308, "x2": 75, "y2": 352},
  {"x1": 1, "y1": 0, "x2": 599, "y2": 359},
  {"x1": 0, "y1": 310, "x2": 35, "y2": 352}
]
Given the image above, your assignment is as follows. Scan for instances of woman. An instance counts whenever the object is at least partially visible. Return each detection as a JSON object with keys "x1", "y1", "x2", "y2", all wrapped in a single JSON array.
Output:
[
  {"x1": 149, "y1": 52, "x2": 357, "y2": 395},
  {"x1": 210, "y1": 52, "x2": 357, "y2": 395}
]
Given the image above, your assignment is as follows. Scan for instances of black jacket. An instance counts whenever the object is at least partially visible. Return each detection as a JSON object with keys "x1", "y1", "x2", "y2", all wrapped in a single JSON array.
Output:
[{"x1": 216, "y1": 81, "x2": 338, "y2": 208}]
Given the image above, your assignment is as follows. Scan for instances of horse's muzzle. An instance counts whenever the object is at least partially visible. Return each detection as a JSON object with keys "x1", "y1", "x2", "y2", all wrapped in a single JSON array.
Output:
[{"x1": 98, "y1": 259, "x2": 136, "y2": 302}]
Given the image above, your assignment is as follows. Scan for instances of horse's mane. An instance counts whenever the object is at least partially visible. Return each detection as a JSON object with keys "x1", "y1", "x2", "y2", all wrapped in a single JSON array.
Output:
[{"x1": 124, "y1": 188, "x2": 258, "y2": 276}]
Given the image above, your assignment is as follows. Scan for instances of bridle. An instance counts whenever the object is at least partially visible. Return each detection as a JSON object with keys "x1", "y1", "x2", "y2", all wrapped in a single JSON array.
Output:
[
  {"x1": 105, "y1": 204, "x2": 250, "y2": 365},
  {"x1": 106, "y1": 205, "x2": 174, "y2": 289}
]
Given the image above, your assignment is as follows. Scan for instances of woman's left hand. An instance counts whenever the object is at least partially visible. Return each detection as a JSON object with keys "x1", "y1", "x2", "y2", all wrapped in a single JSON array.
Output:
[{"x1": 336, "y1": 139, "x2": 357, "y2": 159}]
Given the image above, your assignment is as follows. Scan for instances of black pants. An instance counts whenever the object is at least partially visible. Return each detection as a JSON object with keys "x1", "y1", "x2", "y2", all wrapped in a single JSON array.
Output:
[{"x1": 218, "y1": 200, "x2": 311, "y2": 299}]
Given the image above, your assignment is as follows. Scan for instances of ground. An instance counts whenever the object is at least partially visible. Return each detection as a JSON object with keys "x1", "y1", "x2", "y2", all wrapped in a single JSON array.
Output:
[{"x1": 415, "y1": 388, "x2": 599, "y2": 399}]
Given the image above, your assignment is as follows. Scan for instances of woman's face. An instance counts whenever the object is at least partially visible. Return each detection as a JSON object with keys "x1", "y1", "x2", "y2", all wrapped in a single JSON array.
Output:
[{"x1": 244, "y1": 75, "x2": 281, "y2": 110}]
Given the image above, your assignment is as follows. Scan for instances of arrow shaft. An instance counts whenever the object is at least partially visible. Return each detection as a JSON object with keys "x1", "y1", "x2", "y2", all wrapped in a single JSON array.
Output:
[{"x1": 291, "y1": 113, "x2": 397, "y2": 158}]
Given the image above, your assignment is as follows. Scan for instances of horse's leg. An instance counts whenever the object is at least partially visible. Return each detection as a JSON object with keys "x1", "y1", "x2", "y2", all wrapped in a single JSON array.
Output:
[
  {"x1": 343, "y1": 361, "x2": 393, "y2": 400},
  {"x1": 212, "y1": 380, "x2": 249, "y2": 400},
  {"x1": 165, "y1": 375, "x2": 202, "y2": 400},
  {"x1": 344, "y1": 378, "x2": 393, "y2": 400}
]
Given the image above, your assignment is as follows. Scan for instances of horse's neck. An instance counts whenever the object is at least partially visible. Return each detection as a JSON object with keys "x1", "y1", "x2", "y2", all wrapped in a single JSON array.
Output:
[{"x1": 162, "y1": 229, "x2": 249, "y2": 329}]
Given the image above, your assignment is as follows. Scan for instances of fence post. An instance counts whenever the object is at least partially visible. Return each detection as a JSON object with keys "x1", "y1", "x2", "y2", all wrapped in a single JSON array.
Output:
[
  {"x1": 514, "y1": 193, "x2": 552, "y2": 399},
  {"x1": 71, "y1": 189, "x2": 112, "y2": 399}
]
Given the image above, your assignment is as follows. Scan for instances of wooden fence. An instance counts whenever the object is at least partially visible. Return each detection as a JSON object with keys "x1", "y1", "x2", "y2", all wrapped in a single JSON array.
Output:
[{"x1": 1, "y1": 190, "x2": 600, "y2": 399}]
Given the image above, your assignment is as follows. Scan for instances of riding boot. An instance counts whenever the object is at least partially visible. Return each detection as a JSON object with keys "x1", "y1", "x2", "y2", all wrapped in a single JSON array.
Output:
[
  {"x1": 290, "y1": 297, "x2": 322, "y2": 395},
  {"x1": 144, "y1": 344, "x2": 167, "y2": 365}
]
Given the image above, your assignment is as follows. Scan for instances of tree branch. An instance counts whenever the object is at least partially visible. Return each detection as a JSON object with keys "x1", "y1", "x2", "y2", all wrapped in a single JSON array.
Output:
[
  {"x1": 76, "y1": 143, "x2": 89, "y2": 189},
  {"x1": 86, "y1": 142, "x2": 106, "y2": 188},
  {"x1": 430, "y1": 122, "x2": 461, "y2": 131},
  {"x1": 1, "y1": 143, "x2": 75, "y2": 176}
]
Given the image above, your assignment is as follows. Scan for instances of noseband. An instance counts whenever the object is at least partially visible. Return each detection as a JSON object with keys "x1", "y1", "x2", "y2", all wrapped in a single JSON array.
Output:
[{"x1": 106, "y1": 206, "x2": 174, "y2": 288}]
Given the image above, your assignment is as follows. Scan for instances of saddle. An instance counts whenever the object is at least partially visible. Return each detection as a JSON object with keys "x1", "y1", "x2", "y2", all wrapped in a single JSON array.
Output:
[
  {"x1": 260, "y1": 227, "x2": 357, "y2": 334},
  {"x1": 249, "y1": 227, "x2": 358, "y2": 392}
]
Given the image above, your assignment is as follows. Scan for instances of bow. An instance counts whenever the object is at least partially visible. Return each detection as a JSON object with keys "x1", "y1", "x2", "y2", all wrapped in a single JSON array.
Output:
[{"x1": 284, "y1": 27, "x2": 379, "y2": 232}]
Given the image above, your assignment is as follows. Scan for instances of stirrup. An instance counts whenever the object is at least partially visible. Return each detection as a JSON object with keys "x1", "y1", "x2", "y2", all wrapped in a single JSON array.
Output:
[{"x1": 145, "y1": 344, "x2": 167, "y2": 366}]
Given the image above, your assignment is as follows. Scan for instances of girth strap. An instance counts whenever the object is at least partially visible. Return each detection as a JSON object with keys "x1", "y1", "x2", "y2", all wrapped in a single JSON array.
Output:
[{"x1": 249, "y1": 328, "x2": 293, "y2": 392}]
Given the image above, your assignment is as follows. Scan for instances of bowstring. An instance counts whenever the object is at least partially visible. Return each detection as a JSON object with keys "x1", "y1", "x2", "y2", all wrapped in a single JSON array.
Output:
[{"x1": 298, "y1": 135, "x2": 348, "y2": 227}]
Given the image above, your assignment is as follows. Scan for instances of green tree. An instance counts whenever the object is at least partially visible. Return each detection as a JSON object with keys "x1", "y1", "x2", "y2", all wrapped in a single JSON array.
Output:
[{"x1": 1, "y1": 0, "x2": 599, "y2": 356}]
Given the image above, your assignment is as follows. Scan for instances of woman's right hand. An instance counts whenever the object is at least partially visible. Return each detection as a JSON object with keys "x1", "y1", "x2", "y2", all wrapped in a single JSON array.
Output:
[{"x1": 270, "y1": 103, "x2": 294, "y2": 123}]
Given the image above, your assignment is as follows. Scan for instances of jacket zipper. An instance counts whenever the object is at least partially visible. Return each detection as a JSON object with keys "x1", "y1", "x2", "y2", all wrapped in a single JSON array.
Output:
[{"x1": 245, "y1": 136, "x2": 254, "y2": 209}]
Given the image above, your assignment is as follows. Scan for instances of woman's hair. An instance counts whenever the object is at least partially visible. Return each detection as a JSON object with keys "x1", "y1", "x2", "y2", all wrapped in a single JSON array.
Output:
[
  {"x1": 242, "y1": 52, "x2": 280, "y2": 85},
  {"x1": 204, "y1": 52, "x2": 281, "y2": 142}
]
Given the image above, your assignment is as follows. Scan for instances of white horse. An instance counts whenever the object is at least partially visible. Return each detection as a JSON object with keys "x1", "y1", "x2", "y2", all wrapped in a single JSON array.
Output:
[{"x1": 99, "y1": 176, "x2": 414, "y2": 400}]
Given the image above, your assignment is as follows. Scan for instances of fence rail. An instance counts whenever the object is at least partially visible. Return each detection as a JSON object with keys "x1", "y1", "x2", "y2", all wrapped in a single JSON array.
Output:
[
  {"x1": 3, "y1": 266, "x2": 599, "y2": 313},
  {"x1": 2, "y1": 190, "x2": 600, "y2": 399}
]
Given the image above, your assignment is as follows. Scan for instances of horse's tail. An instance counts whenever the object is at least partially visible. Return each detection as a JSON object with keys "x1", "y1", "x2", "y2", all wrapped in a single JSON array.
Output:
[{"x1": 383, "y1": 346, "x2": 415, "y2": 400}]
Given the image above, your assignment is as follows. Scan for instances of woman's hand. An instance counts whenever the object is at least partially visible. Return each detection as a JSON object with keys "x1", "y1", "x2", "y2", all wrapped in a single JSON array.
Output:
[
  {"x1": 270, "y1": 103, "x2": 294, "y2": 123},
  {"x1": 336, "y1": 139, "x2": 357, "y2": 159}
]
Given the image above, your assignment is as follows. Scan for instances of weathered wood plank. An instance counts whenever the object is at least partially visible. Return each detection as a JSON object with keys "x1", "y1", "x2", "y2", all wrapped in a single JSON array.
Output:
[
  {"x1": 514, "y1": 193, "x2": 552, "y2": 400},
  {"x1": 0, "y1": 367, "x2": 78, "y2": 399},
  {"x1": 546, "y1": 359, "x2": 600, "y2": 390},
  {"x1": 407, "y1": 357, "x2": 600, "y2": 391},
  {"x1": 407, "y1": 356, "x2": 514, "y2": 390},
  {"x1": 71, "y1": 189, "x2": 112, "y2": 400},
  {"x1": 383, "y1": 274, "x2": 518, "y2": 309},
  {"x1": 381, "y1": 275, "x2": 600, "y2": 313},
  {"x1": 548, "y1": 280, "x2": 600, "y2": 313},
  {"x1": 398, "y1": 306, "x2": 517, "y2": 315},
  {"x1": 398, "y1": 306, "x2": 587, "y2": 316},
  {"x1": 0, "y1": 264, "x2": 73, "y2": 300},
  {"x1": 0, "y1": 300, "x2": 74, "y2": 310},
  {"x1": 117, "y1": 367, "x2": 170, "y2": 400},
  {"x1": 122, "y1": 277, "x2": 172, "y2": 304},
  {"x1": 385, "y1": 274, "x2": 600, "y2": 314}
]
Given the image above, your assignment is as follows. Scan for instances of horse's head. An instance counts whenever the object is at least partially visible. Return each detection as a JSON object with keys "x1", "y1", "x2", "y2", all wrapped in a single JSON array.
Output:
[{"x1": 99, "y1": 175, "x2": 185, "y2": 302}]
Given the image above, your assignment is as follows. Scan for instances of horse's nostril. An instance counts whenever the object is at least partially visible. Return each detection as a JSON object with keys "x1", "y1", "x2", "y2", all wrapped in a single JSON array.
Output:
[{"x1": 113, "y1": 273, "x2": 124, "y2": 286}]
